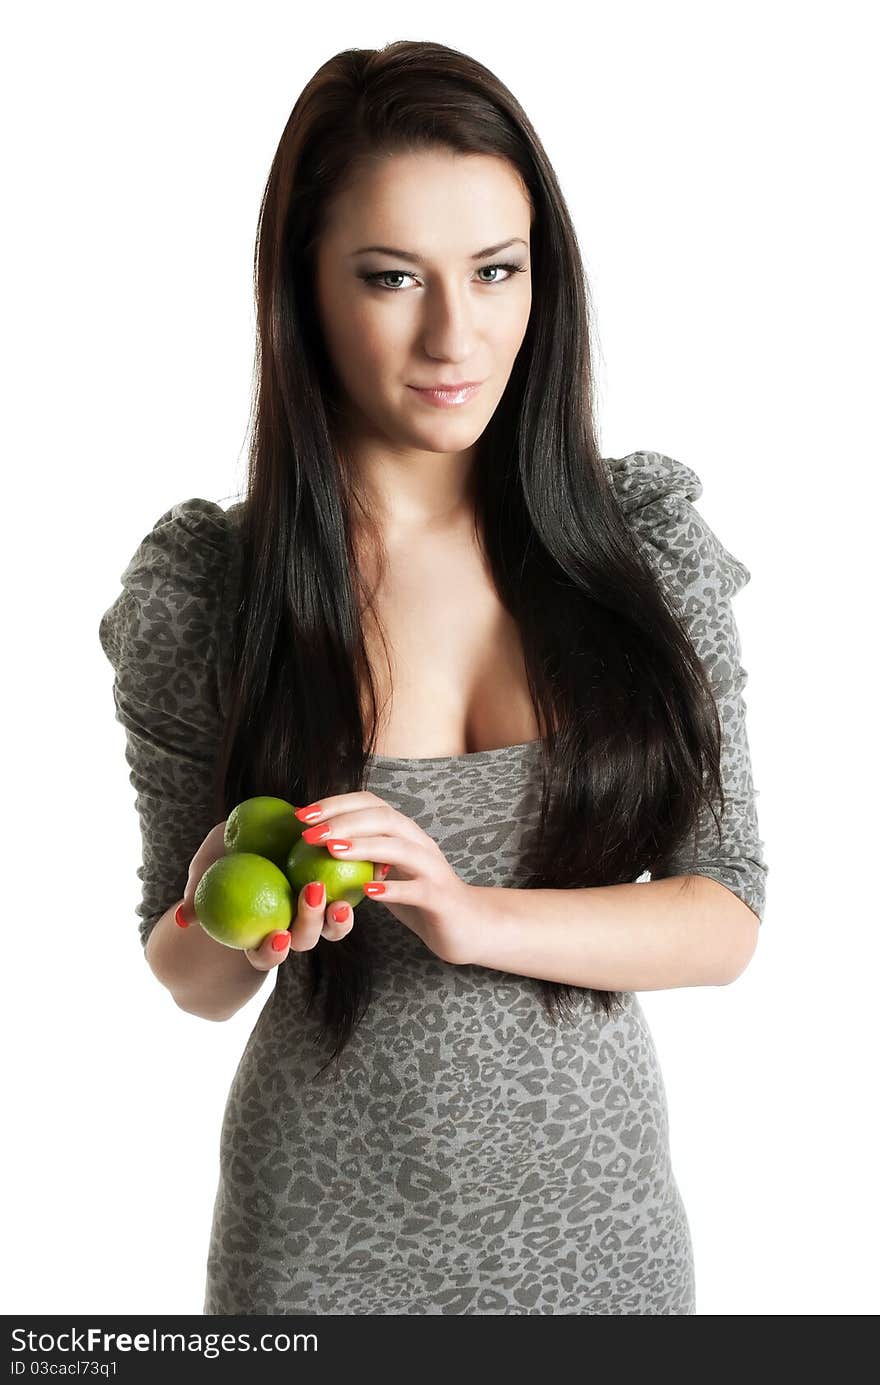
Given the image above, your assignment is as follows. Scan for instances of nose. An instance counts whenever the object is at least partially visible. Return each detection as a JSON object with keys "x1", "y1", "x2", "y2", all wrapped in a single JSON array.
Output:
[{"x1": 419, "y1": 281, "x2": 477, "y2": 360}]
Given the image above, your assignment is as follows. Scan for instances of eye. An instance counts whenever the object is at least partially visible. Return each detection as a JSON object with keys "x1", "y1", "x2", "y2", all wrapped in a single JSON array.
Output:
[
  {"x1": 475, "y1": 263, "x2": 521, "y2": 284},
  {"x1": 359, "y1": 262, "x2": 527, "y2": 292},
  {"x1": 361, "y1": 270, "x2": 416, "y2": 291}
]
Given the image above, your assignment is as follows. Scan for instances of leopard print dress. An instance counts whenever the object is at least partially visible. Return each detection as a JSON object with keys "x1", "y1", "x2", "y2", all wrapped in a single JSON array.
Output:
[{"x1": 98, "y1": 451, "x2": 768, "y2": 1315}]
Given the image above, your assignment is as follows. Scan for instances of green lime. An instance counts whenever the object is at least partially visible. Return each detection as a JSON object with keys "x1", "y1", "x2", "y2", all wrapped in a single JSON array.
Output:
[
  {"x1": 194, "y1": 852, "x2": 293, "y2": 950},
  {"x1": 285, "y1": 838, "x2": 374, "y2": 909},
  {"x1": 224, "y1": 796, "x2": 304, "y2": 870}
]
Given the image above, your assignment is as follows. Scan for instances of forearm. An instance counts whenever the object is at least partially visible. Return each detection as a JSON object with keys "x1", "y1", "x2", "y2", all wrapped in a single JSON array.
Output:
[
  {"x1": 455, "y1": 875, "x2": 760, "y2": 990},
  {"x1": 145, "y1": 900, "x2": 268, "y2": 1020}
]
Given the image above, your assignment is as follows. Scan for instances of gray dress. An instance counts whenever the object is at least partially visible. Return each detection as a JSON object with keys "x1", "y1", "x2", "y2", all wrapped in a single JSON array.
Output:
[{"x1": 98, "y1": 450, "x2": 768, "y2": 1315}]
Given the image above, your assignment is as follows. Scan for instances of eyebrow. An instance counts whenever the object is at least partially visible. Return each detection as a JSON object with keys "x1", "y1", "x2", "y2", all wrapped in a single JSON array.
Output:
[{"x1": 348, "y1": 237, "x2": 528, "y2": 264}]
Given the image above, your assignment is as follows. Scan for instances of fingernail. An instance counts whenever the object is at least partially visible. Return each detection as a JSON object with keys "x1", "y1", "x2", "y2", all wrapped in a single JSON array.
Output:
[
  {"x1": 272, "y1": 932, "x2": 291, "y2": 952},
  {"x1": 295, "y1": 803, "x2": 324, "y2": 823},
  {"x1": 330, "y1": 903, "x2": 349, "y2": 922},
  {"x1": 305, "y1": 881, "x2": 325, "y2": 907},
  {"x1": 364, "y1": 882, "x2": 386, "y2": 897},
  {"x1": 379, "y1": 864, "x2": 390, "y2": 876},
  {"x1": 302, "y1": 824, "x2": 331, "y2": 844},
  {"x1": 175, "y1": 903, "x2": 189, "y2": 928},
  {"x1": 325, "y1": 839, "x2": 351, "y2": 852}
]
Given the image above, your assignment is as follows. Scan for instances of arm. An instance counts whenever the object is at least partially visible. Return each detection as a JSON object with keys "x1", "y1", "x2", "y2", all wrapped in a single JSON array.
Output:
[
  {"x1": 453, "y1": 874, "x2": 760, "y2": 988},
  {"x1": 612, "y1": 451, "x2": 769, "y2": 927},
  {"x1": 450, "y1": 460, "x2": 768, "y2": 990},
  {"x1": 98, "y1": 498, "x2": 249, "y2": 992},
  {"x1": 145, "y1": 899, "x2": 268, "y2": 1021}
]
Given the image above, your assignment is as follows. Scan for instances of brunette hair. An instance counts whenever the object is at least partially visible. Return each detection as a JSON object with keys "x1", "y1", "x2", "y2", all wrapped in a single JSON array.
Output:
[{"x1": 212, "y1": 40, "x2": 721, "y2": 1076}]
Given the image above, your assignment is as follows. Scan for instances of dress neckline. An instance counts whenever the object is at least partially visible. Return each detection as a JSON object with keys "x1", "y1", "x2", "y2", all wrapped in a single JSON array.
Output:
[{"x1": 365, "y1": 736, "x2": 546, "y2": 769}]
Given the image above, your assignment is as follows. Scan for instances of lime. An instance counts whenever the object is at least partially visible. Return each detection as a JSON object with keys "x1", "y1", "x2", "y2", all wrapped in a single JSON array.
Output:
[
  {"x1": 286, "y1": 838, "x2": 374, "y2": 909},
  {"x1": 194, "y1": 852, "x2": 293, "y2": 950},
  {"x1": 224, "y1": 796, "x2": 304, "y2": 870}
]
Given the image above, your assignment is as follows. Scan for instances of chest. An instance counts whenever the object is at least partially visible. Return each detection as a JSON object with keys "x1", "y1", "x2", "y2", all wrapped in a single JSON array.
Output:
[{"x1": 358, "y1": 531, "x2": 541, "y2": 758}]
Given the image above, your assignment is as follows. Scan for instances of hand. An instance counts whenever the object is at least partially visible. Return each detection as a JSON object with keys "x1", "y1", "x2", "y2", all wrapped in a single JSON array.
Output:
[
  {"x1": 180, "y1": 820, "x2": 228, "y2": 921},
  {"x1": 244, "y1": 874, "x2": 366, "y2": 972},
  {"x1": 177, "y1": 820, "x2": 377, "y2": 973},
  {"x1": 294, "y1": 790, "x2": 474, "y2": 963}
]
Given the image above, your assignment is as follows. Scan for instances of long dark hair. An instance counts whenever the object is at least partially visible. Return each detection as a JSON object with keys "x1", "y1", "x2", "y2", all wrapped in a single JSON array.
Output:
[{"x1": 212, "y1": 39, "x2": 722, "y2": 1075}]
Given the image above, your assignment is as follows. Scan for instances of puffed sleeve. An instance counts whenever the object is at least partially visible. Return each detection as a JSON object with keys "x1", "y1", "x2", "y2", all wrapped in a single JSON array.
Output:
[
  {"x1": 604, "y1": 450, "x2": 769, "y2": 923},
  {"x1": 98, "y1": 498, "x2": 234, "y2": 948}
]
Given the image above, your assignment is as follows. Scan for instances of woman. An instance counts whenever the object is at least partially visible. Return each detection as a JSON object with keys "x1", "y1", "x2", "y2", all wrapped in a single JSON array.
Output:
[{"x1": 99, "y1": 40, "x2": 767, "y2": 1315}]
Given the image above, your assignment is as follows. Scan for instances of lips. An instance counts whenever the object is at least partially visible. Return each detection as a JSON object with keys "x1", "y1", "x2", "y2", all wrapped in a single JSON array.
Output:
[
  {"x1": 411, "y1": 380, "x2": 482, "y2": 389},
  {"x1": 408, "y1": 381, "x2": 484, "y2": 408}
]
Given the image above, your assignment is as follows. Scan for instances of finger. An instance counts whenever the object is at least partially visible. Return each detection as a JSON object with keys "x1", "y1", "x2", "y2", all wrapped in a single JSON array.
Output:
[
  {"x1": 245, "y1": 928, "x2": 291, "y2": 971},
  {"x1": 325, "y1": 835, "x2": 434, "y2": 875},
  {"x1": 362, "y1": 876, "x2": 419, "y2": 905},
  {"x1": 176, "y1": 888, "x2": 200, "y2": 927},
  {"x1": 373, "y1": 862, "x2": 391, "y2": 881},
  {"x1": 288, "y1": 880, "x2": 328, "y2": 952},
  {"x1": 299, "y1": 806, "x2": 425, "y2": 848},
  {"x1": 320, "y1": 898, "x2": 354, "y2": 941},
  {"x1": 294, "y1": 792, "x2": 384, "y2": 827}
]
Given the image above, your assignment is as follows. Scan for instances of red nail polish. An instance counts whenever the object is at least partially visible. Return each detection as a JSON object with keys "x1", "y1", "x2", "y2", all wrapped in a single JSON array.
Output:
[
  {"x1": 326, "y1": 838, "x2": 351, "y2": 852},
  {"x1": 364, "y1": 882, "x2": 386, "y2": 896},
  {"x1": 305, "y1": 881, "x2": 324, "y2": 907},
  {"x1": 295, "y1": 803, "x2": 323, "y2": 823},
  {"x1": 175, "y1": 903, "x2": 189, "y2": 928},
  {"x1": 272, "y1": 932, "x2": 290, "y2": 951},
  {"x1": 330, "y1": 903, "x2": 349, "y2": 922},
  {"x1": 379, "y1": 864, "x2": 390, "y2": 876}
]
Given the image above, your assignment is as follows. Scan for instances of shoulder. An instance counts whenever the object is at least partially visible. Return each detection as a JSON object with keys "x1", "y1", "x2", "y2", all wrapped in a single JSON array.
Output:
[
  {"x1": 117, "y1": 496, "x2": 233, "y2": 596},
  {"x1": 603, "y1": 448, "x2": 702, "y2": 515},
  {"x1": 603, "y1": 448, "x2": 752, "y2": 603},
  {"x1": 99, "y1": 497, "x2": 238, "y2": 708}
]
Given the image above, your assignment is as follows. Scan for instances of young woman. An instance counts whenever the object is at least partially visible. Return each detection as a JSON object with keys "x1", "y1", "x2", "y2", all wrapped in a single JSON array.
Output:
[{"x1": 99, "y1": 40, "x2": 767, "y2": 1316}]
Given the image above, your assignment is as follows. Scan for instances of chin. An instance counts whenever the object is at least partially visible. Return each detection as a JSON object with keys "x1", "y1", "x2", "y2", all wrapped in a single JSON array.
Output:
[{"x1": 413, "y1": 422, "x2": 484, "y2": 449}]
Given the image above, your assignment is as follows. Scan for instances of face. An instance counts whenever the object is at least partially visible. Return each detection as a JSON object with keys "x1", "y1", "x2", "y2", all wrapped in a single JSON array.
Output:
[{"x1": 313, "y1": 148, "x2": 533, "y2": 462}]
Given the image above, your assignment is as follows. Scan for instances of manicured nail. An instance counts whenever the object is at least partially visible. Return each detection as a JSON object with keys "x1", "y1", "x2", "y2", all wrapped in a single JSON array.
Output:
[
  {"x1": 330, "y1": 903, "x2": 349, "y2": 922},
  {"x1": 272, "y1": 932, "x2": 291, "y2": 951},
  {"x1": 295, "y1": 803, "x2": 323, "y2": 823},
  {"x1": 175, "y1": 903, "x2": 189, "y2": 928},
  {"x1": 364, "y1": 882, "x2": 386, "y2": 897},
  {"x1": 302, "y1": 824, "x2": 331, "y2": 844},
  {"x1": 305, "y1": 881, "x2": 325, "y2": 907},
  {"x1": 325, "y1": 838, "x2": 351, "y2": 852},
  {"x1": 379, "y1": 864, "x2": 390, "y2": 876}
]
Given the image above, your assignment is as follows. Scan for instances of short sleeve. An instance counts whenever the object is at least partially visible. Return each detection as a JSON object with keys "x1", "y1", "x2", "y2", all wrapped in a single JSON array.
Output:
[
  {"x1": 98, "y1": 498, "x2": 233, "y2": 948},
  {"x1": 605, "y1": 450, "x2": 769, "y2": 923}
]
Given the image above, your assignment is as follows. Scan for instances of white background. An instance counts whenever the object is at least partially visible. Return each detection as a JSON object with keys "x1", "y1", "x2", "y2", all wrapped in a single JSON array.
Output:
[{"x1": 4, "y1": 0, "x2": 877, "y2": 1317}]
